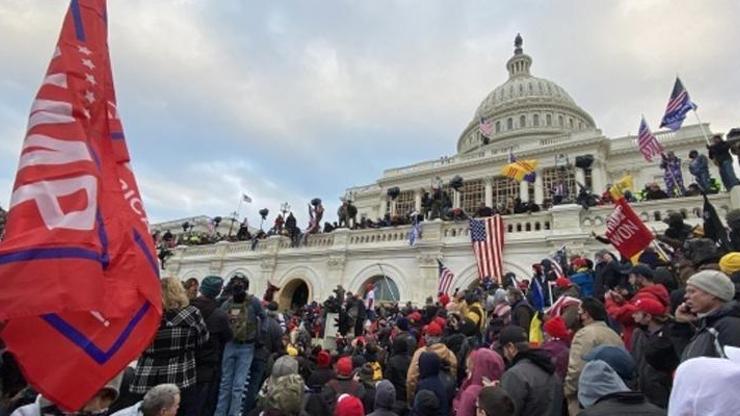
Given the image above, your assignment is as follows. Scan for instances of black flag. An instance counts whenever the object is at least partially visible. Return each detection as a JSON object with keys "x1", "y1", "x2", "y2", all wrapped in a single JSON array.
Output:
[{"x1": 703, "y1": 194, "x2": 730, "y2": 252}]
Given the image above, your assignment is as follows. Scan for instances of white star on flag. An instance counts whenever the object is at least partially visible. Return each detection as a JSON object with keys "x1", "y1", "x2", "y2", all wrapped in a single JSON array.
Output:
[
  {"x1": 77, "y1": 46, "x2": 92, "y2": 55},
  {"x1": 84, "y1": 90, "x2": 95, "y2": 104},
  {"x1": 81, "y1": 58, "x2": 95, "y2": 70},
  {"x1": 85, "y1": 74, "x2": 97, "y2": 86}
]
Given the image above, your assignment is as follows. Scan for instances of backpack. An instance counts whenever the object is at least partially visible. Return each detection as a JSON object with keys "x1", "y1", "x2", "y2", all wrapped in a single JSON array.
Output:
[{"x1": 227, "y1": 295, "x2": 258, "y2": 343}]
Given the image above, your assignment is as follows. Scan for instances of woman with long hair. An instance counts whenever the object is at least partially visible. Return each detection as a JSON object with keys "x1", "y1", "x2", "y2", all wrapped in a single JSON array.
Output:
[{"x1": 130, "y1": 277, "x2": 209, "y2": 416}]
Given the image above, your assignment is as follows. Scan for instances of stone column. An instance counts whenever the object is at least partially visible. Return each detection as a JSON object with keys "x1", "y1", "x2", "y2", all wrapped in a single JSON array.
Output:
[
  {"x1": 390, "y1": 198, "x2": 397, "y2": 217},
  {"x1": 453, "y1": 189, "x2": 461, "y2": 209},
  {"x1": 414, "y1": 189, "x2": 422, "y2": 212},
  {"x1": 534, "y1": 173, "x2": 544, "y2": 205},
  {"x1": 484, "y1": 177, "x2": 494, "y2": 208},
  {"x1": 520, "y1": 181, "x2": 530, "y2": 202},
  {"x1": 592, "y1": 163, "x2": 606, "y2": 194}
]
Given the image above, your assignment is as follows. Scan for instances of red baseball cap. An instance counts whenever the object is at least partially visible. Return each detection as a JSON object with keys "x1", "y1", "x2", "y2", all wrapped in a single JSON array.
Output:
[
  {"x1": 335, "y1": 356, "x2": 353, "y2": 378},
  {"x1": 543, "y1": 316, "x2": 569, "y2": 340},
  {"x1": 555, "y1": 277, "x2": 572, "y2": 288},
  {"x1": 634, "y1": 298, "x2": 666, "y2": 316},
  {"x1": 424, "y1": 322, "x2": 443, "y2": 337}
]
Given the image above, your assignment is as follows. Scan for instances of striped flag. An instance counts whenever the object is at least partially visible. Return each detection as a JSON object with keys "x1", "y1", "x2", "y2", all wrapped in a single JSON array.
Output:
[
  {"x1": 637, "y1": 117, "x2": 664, "y2": 162},
  {"x1": 242, "y1": 193, "x2": 252, "y2": 203},
  {"x1": 659, "y1": 77, "x2": 697, "y2": 131},
  {"x1": 479, "y1": 117, "x2": 494, "y2": 138},
  {"x1": 469, "y1": 215, "x2": 505, "y2": 283},
  {"x1": 437, "y1": 260, "x2": 455, "y2": 294}
]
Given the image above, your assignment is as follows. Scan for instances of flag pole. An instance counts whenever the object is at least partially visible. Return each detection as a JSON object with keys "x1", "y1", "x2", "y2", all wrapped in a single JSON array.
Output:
[
  {"x1": 376, "y1": 263, "x2": 398, "y2": 304},
  {"x1": 692, "y1": 110, "x2": 713, "y2": 145}
]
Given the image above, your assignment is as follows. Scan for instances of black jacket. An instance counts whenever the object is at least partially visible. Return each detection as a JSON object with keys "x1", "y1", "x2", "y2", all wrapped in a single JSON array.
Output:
[
  {"x1": 254, "y1": 313, "x2": 284, "y2": 362},
  {"x1": 191, "y1": 296, "x2": 232, "y2": 383},
  {"x1": 578, "y1": 392, "x2": 666, "y2": 416},
  {"x1": 708, "y1": 140, "x2": 732, "y2": 163},
  {"x1": 386, "y1": 338, "x2": 412, "y2": 402},
  {"x1": 674, "y1": 300, "x2": 740, "y2": 361},
  {"x1": 630, "y1": 327, "x2": 672, "y2": 408},
  {"x1": 594, "y1": 261, "x2": 622, "y2": 300},
  {"x1": 500, "y1": 349, "x2": 563, "y2": 416}
]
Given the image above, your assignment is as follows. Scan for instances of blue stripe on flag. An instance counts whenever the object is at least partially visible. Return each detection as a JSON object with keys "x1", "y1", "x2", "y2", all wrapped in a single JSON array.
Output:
[
  {"x1": 134, "y1": 229, "x2": 160, "y2": 278},
  {"x1": 42, "y1": 302, "x2": 151, "y2": 364},
  {"x1": 111, "y1": 132, "x2": 125, "y2": 140},
  {"x1": 0, "y1": 247, "x2": 102, "y2": 265},
  {"x1": 70, "y1": 0, "x2": 86, "y2": 42}
]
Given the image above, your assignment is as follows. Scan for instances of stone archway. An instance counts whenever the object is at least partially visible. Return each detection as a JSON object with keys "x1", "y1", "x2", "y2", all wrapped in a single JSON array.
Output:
[{"x1": 278, "y1": 278, "x2": 311, "y2": 311}]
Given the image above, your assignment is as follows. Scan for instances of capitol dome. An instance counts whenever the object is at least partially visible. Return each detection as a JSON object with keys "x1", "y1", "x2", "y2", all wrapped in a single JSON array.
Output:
[{"x1": 457, "y1": 34, "x2": 596, "y2": 154}]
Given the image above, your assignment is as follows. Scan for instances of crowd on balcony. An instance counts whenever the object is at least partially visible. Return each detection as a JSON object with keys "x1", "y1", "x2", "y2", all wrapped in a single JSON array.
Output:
[{"x1": 7, "y1": 198, "x2": 740, "y2": 416}]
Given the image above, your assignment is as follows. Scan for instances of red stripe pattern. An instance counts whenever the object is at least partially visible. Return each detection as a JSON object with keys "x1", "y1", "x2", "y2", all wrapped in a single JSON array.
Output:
[
  {"x1": 469, "y1": 215, "x2": 505, "y2": 283},
  {"x1": 437, "y1": 260, "x2": 454, "y2": 294},
  {"x1": 637, "y1": 117, "x2": 663, "y2": 162}
]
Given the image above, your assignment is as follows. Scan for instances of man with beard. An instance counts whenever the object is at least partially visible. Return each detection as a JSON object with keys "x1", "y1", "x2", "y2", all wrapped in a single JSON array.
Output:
[{"x1": 498, "y1": 326, "x2": 563, "y2": 416}]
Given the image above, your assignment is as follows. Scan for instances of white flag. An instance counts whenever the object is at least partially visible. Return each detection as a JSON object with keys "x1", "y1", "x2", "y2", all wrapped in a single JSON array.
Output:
[{"x1": 242, "y1": 193, "x2": 252, "y2": 203}]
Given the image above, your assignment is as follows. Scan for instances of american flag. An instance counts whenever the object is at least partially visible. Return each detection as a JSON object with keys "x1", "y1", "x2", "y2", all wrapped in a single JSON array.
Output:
[
  {"x1": 437, "y1": 260, "x2": 455, "y2": 294},
  {"x1": 469, "y1": 215, "x2": 505, "y2": 283},
  {"x1": 659, "y1": 77, "x2": 697, "y2": 131},
  {"x1": 479, "y1": 117, "x2": 494, "y2": 138},
  {"x1": 637, "y1": 117, "x2": 664, "y2": 162}
]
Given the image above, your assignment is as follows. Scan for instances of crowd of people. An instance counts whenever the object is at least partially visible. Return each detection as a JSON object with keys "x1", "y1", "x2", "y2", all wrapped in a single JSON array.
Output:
[{"x1": 4, "y1": 201, "x2": 740, "y2": 416}]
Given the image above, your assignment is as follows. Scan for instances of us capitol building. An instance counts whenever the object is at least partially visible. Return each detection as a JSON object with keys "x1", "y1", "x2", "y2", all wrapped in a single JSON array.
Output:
[{"x1": 158, "y1": 36, "x2": 738, "y2": 309}]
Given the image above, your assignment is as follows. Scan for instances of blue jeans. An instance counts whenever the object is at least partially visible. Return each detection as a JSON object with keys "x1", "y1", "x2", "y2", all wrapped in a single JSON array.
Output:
[
  {"x1": 719, "y1": 160, "x2": 738, "y2": 191},
  {"x1": 214, "y1": 342, "x2": 255, "y2": 416}
]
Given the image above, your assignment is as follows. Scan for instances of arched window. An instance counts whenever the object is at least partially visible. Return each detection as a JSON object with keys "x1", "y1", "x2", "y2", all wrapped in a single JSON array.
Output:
[
  {"x1": 495, "y1": 121, "x2": 501, "y2": 133},
  {"x1": 579, "y1": 122, "x2": 584, "y2": 129},
  {"x1": 507, "y1": 118, "x2": 513, "y2": 130},
  {"x1": 558, "y1": 115, "x2": 564, "y2": 127},
  {"x1": 519, "y1": 115, "x2": 526, "y2": 128},
  {"x1": 569, "y1": 118, "x2": 574, "y2": 128},
  {"x1": 528, "y1": 83, "x2": 533, "y2": 93},
  {"x1": 363, "y1": 275, "x2": 400, "y2": 303},
  {"x1": 546, "y1": 114, "x2": 552, "y2": 126},
  {"x1": 533, "y1": 114, "x2": 540, "y2": 127}
]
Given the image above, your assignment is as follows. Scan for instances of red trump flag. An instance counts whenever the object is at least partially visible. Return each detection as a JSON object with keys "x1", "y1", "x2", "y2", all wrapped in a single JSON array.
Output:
[
  {"x1": 0, "y1": 0, "x2": 162, "y2": 411},
  {"x1": 605, "y1": 197, "x2": 654, "y2": 259}
]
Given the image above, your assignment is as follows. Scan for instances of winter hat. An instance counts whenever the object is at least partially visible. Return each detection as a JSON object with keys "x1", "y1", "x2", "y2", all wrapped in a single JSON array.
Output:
[
  {"x1": 334, "y1": 393, "x2": 364, "y2": 416},
  {"x1": 629, "y1": 264, "x2": 654, "y2": 280},
  {"x1": 199, "y1": 275, "x2": 223, "y2": 298},
  {"x1": 271, "y1": 355, "x2": 299, "y2": 379},
  {"x1": 335, "y1": 356, "x2": 353, "y2": 379},
  {"x1": 412, "y1": 390, "x2": 440, "y2": 416},
  {"x1": 583, "y1": 345, "x2": 635, "y2": 382},
  {"x1": 687, "y1": 270, "x2": 735, "y2": 302},
  {"x1": 408, "y1": 311, "x2": 423, "y2": 324},
  {"x1": 356, "y1": 363, "x2": 374, "y2": 384},
  {"x1": 543, "y1": 316, "x2": 569, "y2": 340},
  {"x1": 578, "y1": 360, "x2": 630, "y2": 408},
  {"x1": 493, "y1": 288, "x2": 508, "y2": 304},
  {"x1": 555, "y1": 277, "x2": 572, "y2": 288},
  {"x1": 571, "y1": 257, "x2": 588, "y2": 270},
  {"x1": 316, "y1": 350, "x2": 331, "y2": 369},
  {"x1": 424, "y1": 322, "x2": 443, "y2": 337},
  {"x1": 286, "y1": 345, "x2": 298, "y2": 357},
  {"x1": 396, "y1": 316, "x2": 410, "y2": 331},
  {"x1": 634, "y1": 298, "x2": 666, "y2": 316},
  {"x1": 719, "y1": 252, "x2": 740, "y2": 275},
  {"x1": 374, "y1": 380, "x2": 396, "y2": 410},
  {"x1": 498, "y1": 325, "x2": 528, "y2": 346},
  {"x1": 264, "y1": 374, "x2": 305, "y2": 416},
  {"x1": 686, "y1": 238, "x2": 721, "y2": 266}
]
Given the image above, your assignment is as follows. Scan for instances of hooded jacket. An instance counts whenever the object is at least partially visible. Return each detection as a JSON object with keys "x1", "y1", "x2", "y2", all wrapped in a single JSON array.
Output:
[
  {"x1": 415, "y1": 352, "x2": 448, "y2": 416},
  {"x1": 540, "y1": 338, "x2": 570, "y2": 381},
  {"x1": 452, "y1": 349, "x2": 505, "y2": 416},
  {"x1": 190, "y1": 295, "x2": 233, "y2": 383},
  {"x1": 386, "y1": 337, "x2": 411, "y2": 402},
  {"x1": 406, "y1": 342, "x2": 457, "y2": 403},
  {"x1": 367, "y1": 380, "x2": 397, "y2": 416},
  {"x1": 605, "y1": 283, "x2": 670, "y2": 349},
  {"x1": 630, "y1": 326, "x2": 672, "y2": 408},
  {"x1": 500, "y1": 348, "x2": 563, "y2": 416},
  {"x1": 564, "y1": 321, "x2": 623, "y2": 403}
]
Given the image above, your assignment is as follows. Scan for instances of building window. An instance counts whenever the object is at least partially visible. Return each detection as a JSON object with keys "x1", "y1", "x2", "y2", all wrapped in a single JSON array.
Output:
[
  {"x1": 543, "y1": 167, "x2": 576, "y2": 207},
  {"x1": 519, "y1": 115, "x2": 526, "y2": 128},
  {"x1": 584, "y1": 168, "x2": 593, "y2": 191},
  {"x1": 394, "y1": 190, "x2": 415, "y2": 217},
  {"x1": 507, "y1": 118, "x2": 513, "y2": 130},
  {"x1": 519, "y1": 84, "x2": 523, "y2": 94},
  {"x1": 579, "y1": 122, "x2": 584, "y2": 129},
  {"x1": 460, "y1": 179, "x2": 484, "y2": 214},
  {"x1": 495, "y1": 121, "x2": 501, "y2": 133},
  {"x1": 363, "y1": 276, "x2": 400, "y2": 303},
  {"x1": 491, "y1": 176, "x2": 519, "y2": 211},
  {"x1": 569, "y1": 118, "x2": 574, "y2": 128},
  {"x1": 528, "y1": 83, "x2": 533, "y2": 93},
  {"x1": 558, "y1": 115, "x2": 564, "y2": 127},
  {"x1": 533, "y1": 114, "x2": 540, "y2": 127},
  {"x1": 546, "y1": 114, "x2": 552, "y2": 126}
]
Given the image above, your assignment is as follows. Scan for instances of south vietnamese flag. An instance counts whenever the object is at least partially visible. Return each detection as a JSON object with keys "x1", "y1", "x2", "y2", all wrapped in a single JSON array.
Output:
[{"x1": 0, "y1": 0, "x2": 161, "y2": 411}]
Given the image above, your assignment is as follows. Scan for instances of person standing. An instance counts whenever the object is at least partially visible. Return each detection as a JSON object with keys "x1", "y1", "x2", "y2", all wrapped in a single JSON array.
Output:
[
  {"x1": 688, "y1": 149, "x2": 712, "y2": 192},
  {"x1": 214, "y1": 278, "x2": 265, "y2": 416},
  {"x1": 660, "y1": 151, "x2": 686, "y2": 197},
  {"x1": 130, "y1": 277, "x2": 209, "y2": 416},
  {"x1": 564, "y1": 298, "x2": 622, "y2": 415},
  {"x1": 190, "y1": 276, "x2": 232, "y2": 416},
  {"x1": 707, "y1": 134, "x2": 739, "y2": 191}
]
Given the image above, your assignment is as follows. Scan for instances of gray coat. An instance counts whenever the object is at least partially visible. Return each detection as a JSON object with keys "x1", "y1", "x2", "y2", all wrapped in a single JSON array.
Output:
[
  {"x1": 500, "y1": 349, "x2": 563, "y2": 416},
  {"x1": 677, "y1": 301, "x2": 740, "y2": 361}
]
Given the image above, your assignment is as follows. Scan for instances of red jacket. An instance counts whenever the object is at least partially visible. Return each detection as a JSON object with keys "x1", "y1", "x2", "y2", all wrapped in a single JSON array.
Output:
[{"x1": 605, "y1": 284, "x2": 669, "y2": 349}]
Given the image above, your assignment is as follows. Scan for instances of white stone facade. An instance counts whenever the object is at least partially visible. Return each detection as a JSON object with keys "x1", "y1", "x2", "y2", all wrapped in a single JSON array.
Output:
[{"x1": 160, "y1": 37, "x2": 737, "y2": 309}]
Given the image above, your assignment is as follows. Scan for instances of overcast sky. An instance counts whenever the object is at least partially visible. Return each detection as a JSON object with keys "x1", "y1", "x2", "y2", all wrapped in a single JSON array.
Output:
[{"x1": 1, "y1": 0, "x2": 738, "y2": 226}]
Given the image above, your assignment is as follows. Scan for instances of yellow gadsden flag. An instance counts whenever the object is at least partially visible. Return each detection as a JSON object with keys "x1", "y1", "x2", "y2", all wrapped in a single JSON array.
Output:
[
  {"x1": 502, "y1": 159, "x2": 539, "y2": 182},
  {"x1": 609, "y1": 175, "x2": 634, "y2": 200}
]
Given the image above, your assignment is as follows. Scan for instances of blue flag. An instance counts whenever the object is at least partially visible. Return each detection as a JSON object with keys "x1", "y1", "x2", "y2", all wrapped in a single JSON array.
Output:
[{"x1": 659, "y1": 77, "x2": 697, "y2": 131}]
